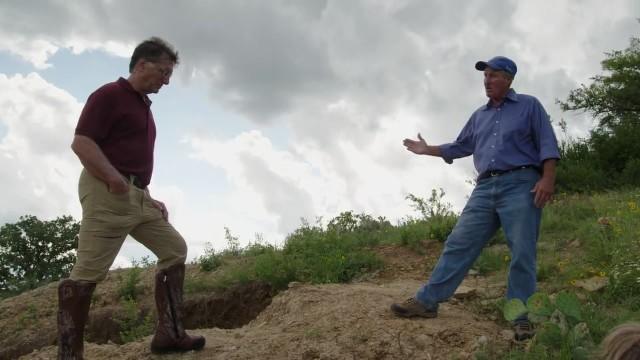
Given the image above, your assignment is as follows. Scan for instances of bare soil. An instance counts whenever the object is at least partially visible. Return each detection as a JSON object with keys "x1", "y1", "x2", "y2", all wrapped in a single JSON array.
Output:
[{"x1": 6, "y1": 244, "x2": 518, "y2": 360}]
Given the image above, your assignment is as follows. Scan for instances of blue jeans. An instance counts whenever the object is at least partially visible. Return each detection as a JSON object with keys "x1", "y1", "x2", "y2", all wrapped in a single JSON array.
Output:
[{"x1": 416, "y1": 168, "x2": 541, "y2": 311}]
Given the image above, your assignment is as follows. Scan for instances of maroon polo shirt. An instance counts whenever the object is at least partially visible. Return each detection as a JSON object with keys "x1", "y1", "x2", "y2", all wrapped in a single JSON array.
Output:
[{"x1": 75, "y1": 77, "x2": 156, "y2": 187}]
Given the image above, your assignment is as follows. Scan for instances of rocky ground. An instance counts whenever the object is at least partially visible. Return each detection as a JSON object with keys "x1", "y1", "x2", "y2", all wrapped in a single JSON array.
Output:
[{"x1": 4, "y1": 244, "x2": 523, "y2": 360}]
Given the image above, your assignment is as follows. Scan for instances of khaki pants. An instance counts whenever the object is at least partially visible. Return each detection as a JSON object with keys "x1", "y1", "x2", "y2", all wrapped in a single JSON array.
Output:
[{"x1": 70, "y1": 169, "x2": 187, "y2": 282}]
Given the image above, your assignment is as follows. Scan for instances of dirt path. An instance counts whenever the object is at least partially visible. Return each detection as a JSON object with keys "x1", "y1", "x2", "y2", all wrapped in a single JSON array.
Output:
[{"x1": 18, "y1": 244, "x2": 514, "y2": 359}]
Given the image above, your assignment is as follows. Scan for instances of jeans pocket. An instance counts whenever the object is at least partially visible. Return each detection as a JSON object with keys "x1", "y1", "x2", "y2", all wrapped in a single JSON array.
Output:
[{"x1": 513, "y1": 168, "x2": 540, "y2": 183}]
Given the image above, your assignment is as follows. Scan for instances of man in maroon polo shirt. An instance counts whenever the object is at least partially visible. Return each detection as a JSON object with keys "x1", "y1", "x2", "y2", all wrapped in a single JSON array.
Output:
[{"x1": 57, "y1": 37, "x2": 205, "y2": 359}]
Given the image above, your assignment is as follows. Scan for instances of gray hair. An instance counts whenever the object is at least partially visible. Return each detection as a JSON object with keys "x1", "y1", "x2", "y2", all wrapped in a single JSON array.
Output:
[{"x1": 129, "y1": 37, "x2": 179, "y2": 73}]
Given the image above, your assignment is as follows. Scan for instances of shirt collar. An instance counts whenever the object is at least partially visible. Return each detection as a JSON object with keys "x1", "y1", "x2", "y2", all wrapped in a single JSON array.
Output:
[
  {"x1": 483, "y1": 88, "x2": 518, "y2": 110},
  {"x1": 117, "y1": 77, "x2": 152, "y2": 106}
]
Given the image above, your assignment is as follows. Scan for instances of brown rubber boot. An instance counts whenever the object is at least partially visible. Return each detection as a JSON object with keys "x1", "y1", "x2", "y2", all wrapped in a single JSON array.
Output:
[
  {"x1": 150, "y1": 263, "x2": 205, "y2": 353},
  {"x1": 57, "y1": 279, "x2": 96, "y2": 360}
]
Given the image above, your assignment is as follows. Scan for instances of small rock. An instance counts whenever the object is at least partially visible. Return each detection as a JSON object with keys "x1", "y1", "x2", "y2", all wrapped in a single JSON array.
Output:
[
  {"x1": 414, "y1": 334, "x2": 431, "y2": 349},
  {"x1": 568, "y1": 239, "x2": 581, "y2": 248},
  {"x1": 501, "y1": 329, "x2": 515, "y2": 341},
  {"x1": 477, "y1": 284, "x2": 505, "y2": 299},
  {"x1": 473, "y1": 335, "x2": 489, "y2": 350},
  {"x1": 454, "y1": 285, "x2": 477, "y2": 299},
  {"x1": 574, "y1": 276, "x2": 608, "y2": 292},
  {"x1": 572, "y1": 322, "x2": 591, "y2": 344},
  {"x1": 477, "y1": 335, "x2": 488, "y2": 345}
]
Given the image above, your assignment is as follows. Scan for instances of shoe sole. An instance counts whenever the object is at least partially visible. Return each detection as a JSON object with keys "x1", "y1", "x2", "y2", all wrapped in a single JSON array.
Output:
[
  {"x1": 390, "y1": 307, "x2": 437, "y2": 318},
  {"x1": 514, "y1": 332, "x2": 535, "y2": 341},
  {"x1": 150, "y1": 343, "x2": 206, "y2": 354}
]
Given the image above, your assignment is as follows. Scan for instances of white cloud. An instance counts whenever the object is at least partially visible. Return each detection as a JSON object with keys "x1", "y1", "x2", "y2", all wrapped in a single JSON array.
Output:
[
  {"x1": 0, "y1": 73, "x2": 83, "y2": 223},
  {"x1": 0, "y1": 37, "x2": 58, "y2": 69},
  {"x1": 0, "y1": 0, "x2": 637, "y2": 258}
]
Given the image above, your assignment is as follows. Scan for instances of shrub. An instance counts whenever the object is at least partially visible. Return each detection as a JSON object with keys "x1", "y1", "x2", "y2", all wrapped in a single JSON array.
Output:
[
  {"x1": 473, "y1": 247, "x2": 510, "y2": 275},
  {"x1": 117, "y1": 299, "x2": 154, "y2": 343},
  {"x1": 608, "y1": 257, "x2": 640, "y2": 300},
  {"x1": 117, "y1": 266, "x2": 143, "y2": 301},
  {"x1": 620, "y1": 158, "x2": 640, "y2": 187},
  {"x1": 283, "y1": 225, "x2": 383, "y2": 284},
  {"x1": 503, "y1": 292, "x2": 594, "y2": 358},
  {"x1": 253, "y1": 250, "x2": 297, "y2": 290},
  {"x1": 197, "y1": 242, "x2": 223, "y2": 272}
]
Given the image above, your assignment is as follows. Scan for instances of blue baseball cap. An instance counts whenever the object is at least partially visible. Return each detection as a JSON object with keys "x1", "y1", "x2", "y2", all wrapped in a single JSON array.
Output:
[{"x1": 475, "y1": 56, "x2": 517, "y2": 77}]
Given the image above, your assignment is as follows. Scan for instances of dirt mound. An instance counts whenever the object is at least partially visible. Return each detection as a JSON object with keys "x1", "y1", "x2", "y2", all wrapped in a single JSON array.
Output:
[
  {"x1": 10, "y1": 243, "x2": 516, "y2": 359},
  {"x1": 1, "y1": 281, "x2": 273, "y2": 359},
  {"x1": 22, "y1": 280, "x2": 509, "y2": 359}
]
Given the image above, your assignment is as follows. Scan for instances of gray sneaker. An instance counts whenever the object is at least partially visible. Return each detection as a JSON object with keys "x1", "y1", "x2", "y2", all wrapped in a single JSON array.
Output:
[
  {"x1": 390, "y1": 298, "x2": 437, "y2": 318},
  {"x1": 513, "y1": 320, "x2": 535, "y2": 341}
]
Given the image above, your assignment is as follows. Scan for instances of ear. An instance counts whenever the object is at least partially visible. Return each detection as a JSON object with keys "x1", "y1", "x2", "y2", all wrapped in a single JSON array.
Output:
[{"x1": 132, "y1": 59, "x2": 147, "y2": 73}]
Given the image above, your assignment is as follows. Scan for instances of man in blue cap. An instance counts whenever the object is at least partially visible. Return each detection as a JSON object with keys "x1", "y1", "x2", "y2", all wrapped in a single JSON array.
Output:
[{"x1": 391, "y1": 56, "x2": 560, "y2": 341}]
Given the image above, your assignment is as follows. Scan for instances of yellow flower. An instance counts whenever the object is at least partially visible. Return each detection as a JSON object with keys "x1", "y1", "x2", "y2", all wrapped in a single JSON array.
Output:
[
  {"x1": 599, "y1": 271, "x2": 606, "y2": 277},
  {"x1": 503, "y1": 255, "x2": 511, "y2": 262},
  {"x1": 570, "y1": 279, "x2": 577, "y2": 285},
  {"x1": 629, "y1": 202, "x2": 637, "y2": 211}
]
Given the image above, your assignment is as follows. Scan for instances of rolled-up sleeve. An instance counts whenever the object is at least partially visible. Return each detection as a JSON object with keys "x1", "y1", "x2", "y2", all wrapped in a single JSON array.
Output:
[
  {"x1": 531, "y1": 99, "x2": 561, "y2": 162},
  {"x1": 439, "y1": 117, "x2": 475, "y2": 164}
]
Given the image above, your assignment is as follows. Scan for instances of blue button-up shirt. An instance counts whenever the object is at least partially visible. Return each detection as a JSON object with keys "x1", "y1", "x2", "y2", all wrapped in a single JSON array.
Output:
[{"x1": 439, "y1": 89, "x2": 560, "y2": 174}]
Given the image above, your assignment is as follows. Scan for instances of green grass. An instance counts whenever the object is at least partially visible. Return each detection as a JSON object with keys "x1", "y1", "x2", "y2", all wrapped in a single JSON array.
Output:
[
  {"x1": 184, "y1": 189, "x2": 640, "y2": 359},
  {"x1": 117, "y1": 299, "x2": 154, "y2": 343},
  {"x1": 473, "y1": 246, "x2": 511, "y2": 275},
  {"x1": 496, "y1": 189, "x2": 640, "y2": 359},
  {"x1": 192, "y1": 217, "x2": 386, "y2": 291},
  {"x1": 117, "y1": 267, "x2": 143, "y2": 301}
]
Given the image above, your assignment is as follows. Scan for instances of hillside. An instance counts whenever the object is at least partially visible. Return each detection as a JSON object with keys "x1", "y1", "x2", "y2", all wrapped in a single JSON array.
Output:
[
  {"x1": 2, "y1": 189, "x2": 639, "y2": 359},
  {"x1": 5, "y1": 245, "x2": 517, "y2": 360}
]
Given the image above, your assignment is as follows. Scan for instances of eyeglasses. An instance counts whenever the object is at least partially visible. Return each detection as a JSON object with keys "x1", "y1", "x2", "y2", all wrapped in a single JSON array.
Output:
[{"x1": 147, "y1": 61, "x2": 174, "y2": 78}]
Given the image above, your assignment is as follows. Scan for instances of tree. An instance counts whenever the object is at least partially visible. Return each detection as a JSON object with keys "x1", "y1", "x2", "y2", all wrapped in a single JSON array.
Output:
[
  {"x1": 556, "y1": 34, "x2": 640, "y2": 191},
  {"x1": 559, "y1": 36, "x2": 640, "y2": 128},
  {"x1": 0, "y1": 215, "x2": 79, "y2": 294}
]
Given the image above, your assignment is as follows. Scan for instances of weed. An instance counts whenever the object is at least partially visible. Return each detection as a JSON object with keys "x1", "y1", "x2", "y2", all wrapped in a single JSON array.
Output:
[
  {"x1": 197, "y1": 242, "x2": 223, "y2": 272},
  {"x1": 117, "y1": 266, "x2": 143, "y2": 301},
  {"x1": 473, "y1": 246, "x2": 510, "y2": 275},
  {"x1": 117, "y1": 299, "x2": 154, "y2": 343},
  {"x1": 16, "y1": 304, "x2": 37, "y2": 329}
]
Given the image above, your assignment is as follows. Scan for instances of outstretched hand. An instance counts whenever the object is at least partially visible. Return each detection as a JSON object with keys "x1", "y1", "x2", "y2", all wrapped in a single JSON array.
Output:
[{"x1": 403, "y1": 133, "x2": 429, "y2": 155}]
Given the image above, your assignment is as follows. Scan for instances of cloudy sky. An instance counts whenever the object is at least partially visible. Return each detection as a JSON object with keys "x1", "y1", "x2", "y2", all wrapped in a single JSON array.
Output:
[{"x1": 0, "y1": 0, "x2": 638, "y2": 267}]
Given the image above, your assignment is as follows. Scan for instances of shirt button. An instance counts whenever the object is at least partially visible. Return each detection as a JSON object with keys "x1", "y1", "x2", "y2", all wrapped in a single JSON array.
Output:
[
  {"x1": 493, "y1": 133, "x2": 497, "y2": 136},
  {"x1": 491, "y1": 145, "x2": 495, "y2": 148},
  {"x1": 497, "y1": 108, "x2": 501, "y2": 111},
  {"x1": 491, "y1": 159, "x2": 495, "y2": 162}
]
